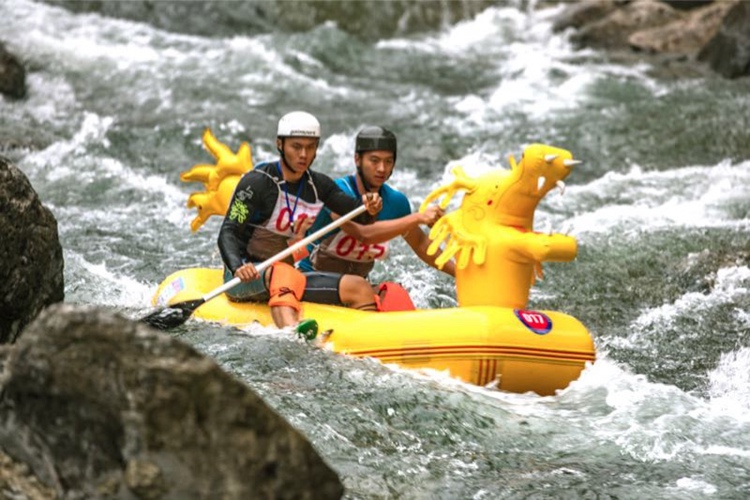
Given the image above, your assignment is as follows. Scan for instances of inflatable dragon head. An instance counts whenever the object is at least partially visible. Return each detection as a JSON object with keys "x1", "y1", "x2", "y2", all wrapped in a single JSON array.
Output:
[
  {"x1": 420, "y1": 143, "x2": 580, "y2": 273},
  {"x1": 422, "y1": 144, "x2": 579, "y2": 230}
]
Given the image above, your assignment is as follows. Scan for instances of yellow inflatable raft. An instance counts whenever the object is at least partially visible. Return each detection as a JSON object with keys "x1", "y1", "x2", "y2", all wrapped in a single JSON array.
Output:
[
  {"x1": 153, "y1": 131, "x2": 596, "y2": 395},
  {"x1": 154, "y1": 267, "x2": 594, "y2": 395}
]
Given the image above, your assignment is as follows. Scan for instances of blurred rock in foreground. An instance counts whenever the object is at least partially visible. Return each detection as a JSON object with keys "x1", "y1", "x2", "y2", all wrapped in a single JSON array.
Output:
[{"x1": 0, "y1": 304, "x2": 343, "y2": 499}]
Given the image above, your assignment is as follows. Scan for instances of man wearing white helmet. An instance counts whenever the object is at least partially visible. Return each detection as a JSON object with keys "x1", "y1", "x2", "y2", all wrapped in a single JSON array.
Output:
[{"x1": 218, "y1": 111, "x2": 382, "y2": 337}]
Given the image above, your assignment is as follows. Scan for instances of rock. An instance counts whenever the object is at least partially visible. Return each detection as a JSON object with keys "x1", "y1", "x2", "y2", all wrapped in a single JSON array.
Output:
[
  {"x1": 552, "y1": 0, "x2": 619, "y2": 33},
  {"x1": 0, "y1": 449, "x2": 55, "y2": 500},
  {"x1": 569, "y1": 0, "x2": 683, "y2": 51},
  {"x1": 0, "y1": 304, "x2": 344, "y2": 499},
  {"x1": 552, "y1": 0, "x2": 747, "y2": 79},
  {"x1": 0, "y1": 157, "x2": 64, "y2": 344},
  {"x1": 42, "y1": 0, "x2": 498, "y2": 41},
  {"x1": 628, "y1": 1, "x2": 737, "y2": 55},
  {"x1": 0, "y1": 41, "x2": 26, "y2": 99},
  {"x1": 698, "y1": 1, "x2": 750, "y2": 78},
  {"x1": 660, "y1": 0, "x2": 714, "y2": 9}
]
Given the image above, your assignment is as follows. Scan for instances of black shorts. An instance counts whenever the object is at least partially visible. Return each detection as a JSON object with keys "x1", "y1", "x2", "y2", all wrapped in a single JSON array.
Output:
[{"x1": 301, "y1": 271, "x2": 344, "y2": 306}]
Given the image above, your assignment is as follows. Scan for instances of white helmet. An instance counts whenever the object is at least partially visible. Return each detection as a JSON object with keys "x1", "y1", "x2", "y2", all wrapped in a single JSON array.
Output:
[{"x1": 277, "y1": 111, "x2": 321, "y2": 138}]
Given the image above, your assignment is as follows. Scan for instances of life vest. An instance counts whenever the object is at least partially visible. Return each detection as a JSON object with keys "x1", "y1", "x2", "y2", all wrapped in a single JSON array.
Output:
[
  {"x1": 246, "y1": 166, "x2": 323, "y2": 264},
  {"x1": 309, "y1": 175, "x2": 393, "y2": 277}
]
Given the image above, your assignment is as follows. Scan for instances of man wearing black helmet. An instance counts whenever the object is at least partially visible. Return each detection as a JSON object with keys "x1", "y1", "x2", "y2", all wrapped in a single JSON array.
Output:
[
  {"x1": 298, "y1": 126, "x2": 455, "y2": 307},
  {"x1": 218, "y1": 112, "x2": 383, "y2": 337}
]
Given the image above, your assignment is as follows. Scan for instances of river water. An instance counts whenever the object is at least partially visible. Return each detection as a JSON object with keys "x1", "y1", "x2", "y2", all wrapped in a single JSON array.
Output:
[{"x1": 2, "y1": 1, "x2": 749, "y2": 498}]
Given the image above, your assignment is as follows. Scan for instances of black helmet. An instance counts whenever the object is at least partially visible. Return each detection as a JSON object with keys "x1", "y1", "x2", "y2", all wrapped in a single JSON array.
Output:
[{"x1": 355, "y1": 126, "x2": 397, "y2": 161}]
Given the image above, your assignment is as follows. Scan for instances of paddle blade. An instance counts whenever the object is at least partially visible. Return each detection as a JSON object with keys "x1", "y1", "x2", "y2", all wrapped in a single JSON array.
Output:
[{"x1": 139, "y1": 298, "x2": 205, "y2": 330}]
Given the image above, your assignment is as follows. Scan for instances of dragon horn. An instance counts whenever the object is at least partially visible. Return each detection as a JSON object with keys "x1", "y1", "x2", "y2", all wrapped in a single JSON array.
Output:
[
  {"x1": 236, "y1": 142, "x2": 254, "y2": 171},
  {"x1": 420, "y1": 165, "x2": 477, "y2": 211},
  {"x1": 202, "y1": 128, "x2": 235, "y2": 161},
  {"x1": 508, "y1": 154, "x2": 517, "y2": 171},
  {"x1": 180, "y1": 164, "x2": 214, "y2": 185}
]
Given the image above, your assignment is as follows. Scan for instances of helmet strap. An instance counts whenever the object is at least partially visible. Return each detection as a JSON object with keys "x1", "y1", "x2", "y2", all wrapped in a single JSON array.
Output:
[
  {"x1": 277, "y1": 138, "x2": 297, "y2": 174},
  {"x1": 355, "y1": 155, "x2": 374, "y2": 193}
]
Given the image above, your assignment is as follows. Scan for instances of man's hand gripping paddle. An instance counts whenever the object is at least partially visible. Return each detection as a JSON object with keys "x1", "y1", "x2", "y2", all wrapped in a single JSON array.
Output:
[{"x1": 140, "y1": 205, "x2": 368, "y2": 330}]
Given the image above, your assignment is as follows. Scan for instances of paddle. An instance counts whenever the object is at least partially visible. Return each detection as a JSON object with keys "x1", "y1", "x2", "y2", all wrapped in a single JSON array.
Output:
[{"x1": 141, "y1": 204, "x2": 368, "y2": 330}]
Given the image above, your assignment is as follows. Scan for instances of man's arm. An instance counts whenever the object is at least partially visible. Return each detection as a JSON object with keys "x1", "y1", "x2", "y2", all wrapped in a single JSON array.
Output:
[
  {"x1": 315, "y1": 172, "x2": 375, "y2": 224},
  {"x1": 339, "y1": 210, "x2": 435, "y2": 245},
  {"x1": 218, "y1": 173, "x2": 262, "y2": 274},
  {"x1": 402, "y1": 225, "x2": 456, "y2": 277}
]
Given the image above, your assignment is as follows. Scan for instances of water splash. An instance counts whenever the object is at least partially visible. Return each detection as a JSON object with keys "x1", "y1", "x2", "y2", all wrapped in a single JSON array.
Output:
[{"x1": 708, "y1": 347, "x2": 750, "y2": 419}]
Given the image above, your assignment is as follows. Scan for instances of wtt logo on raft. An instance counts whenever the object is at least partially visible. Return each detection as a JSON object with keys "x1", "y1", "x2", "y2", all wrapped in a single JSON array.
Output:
[{"x1": 514, "y1": 309, "x2": 553, "y2": 335}]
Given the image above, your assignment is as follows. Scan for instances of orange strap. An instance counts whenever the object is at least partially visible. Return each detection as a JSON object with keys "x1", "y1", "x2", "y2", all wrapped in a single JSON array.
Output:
[
  {"x1": 267, "y1": 262, "x2": 306, "y2": 312},
  {"x1": 288, "y1": 238, "x2": 310, "y2": 262},
  {"x1": 376, "y1": 282, "x2": 416, "y2": 312}
]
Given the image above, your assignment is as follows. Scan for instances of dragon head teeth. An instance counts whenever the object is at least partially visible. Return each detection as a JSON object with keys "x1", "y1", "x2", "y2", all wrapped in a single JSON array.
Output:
[
  {"x1": 555, "y1": 180, "x2": 566, "y2": 195},
  {"x1": 563, "y1": 159, "x2": 582, "y2": 167},
  {"x1": 537, "y1": 176, "x2": 546, "y2": 192}
]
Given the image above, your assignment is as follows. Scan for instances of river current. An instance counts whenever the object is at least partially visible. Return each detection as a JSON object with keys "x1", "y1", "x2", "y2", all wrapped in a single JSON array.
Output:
[{"x1": 2, "y1": 1, "x2": 749, "y2": 498}]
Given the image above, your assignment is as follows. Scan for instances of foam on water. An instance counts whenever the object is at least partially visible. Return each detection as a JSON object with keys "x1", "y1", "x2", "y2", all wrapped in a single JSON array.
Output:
[
  {"x1": 418, "y1": 137, "x2": 750, "y2": 245},
  {"x1": 5, "y1": 71, "x2": 78, "y2": 128},
  {"x1": 2, "y1": 0, "x2": 203, "y2": 72},
  {"x1": 435, "y1": 6, "x2": 521, "y2": 54},
  {"x1": 602, "y1": 264, "x2": 749, "y2": 406},
  {"x1": 444, "y1": 6, "x2": 661, "y2": 130},
  {"x1": 708, "y1": 347, "x2": 750, "y2": 419},
  {"x1": 20, "y1": 112, "x2": 188, "y2": 213},
  {"x1": 316, "y1": 132, "x2": 354, "y2": 176},
  {"x1": 358, "y1": 349, "x2": 743, "y2": 490},
  {"x1": 565, "y1": 159, "x2": 750, "y2": 235},
  {"x1": 668, "y1": 477, "x2": 718, "y2": 496},
  {"x1": 376, "y1": 5, "x2": 607, "y2": 129},
  {"x1": 556, "y1": 355, "x2": 750, "y2": 465},
  {"x1": 310, "y1": 339, "x2": 750, "y2": 475},
  {"x1": 66, "y1": 252, "x2": 154, "y2": 308},
  {"x1": 22, "y1": 112, "x2": 114, "y2": 171},
  {"x1": 631, "y1": 266, "x2": 750, "y2": 334},
  {"x1": 2, "y1": 0, "x2": 359, "y2": 132}
]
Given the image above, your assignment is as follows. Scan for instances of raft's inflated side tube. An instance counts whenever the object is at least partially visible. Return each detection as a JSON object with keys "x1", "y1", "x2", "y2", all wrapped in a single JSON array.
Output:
[{"x1": 153, "y1": 268, "x2": 595, "y2": 396}]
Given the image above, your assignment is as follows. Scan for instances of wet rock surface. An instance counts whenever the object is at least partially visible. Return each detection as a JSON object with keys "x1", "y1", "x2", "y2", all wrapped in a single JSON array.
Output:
[
  {"x1": 0, "y1": 41, "x2": 26, "y2": 100},
  {"x1": 698, "y1": 1, "x2": 750, "y2": 78},
  {"x1": 552, "y1": 0, "x2": 748, "y2": 79},
  {"x1": 0, "y1": 156, "x2": 64, "y2": 344},
  {"x1": 0, "y1": 304, "x2": 344, "y2": 499}
]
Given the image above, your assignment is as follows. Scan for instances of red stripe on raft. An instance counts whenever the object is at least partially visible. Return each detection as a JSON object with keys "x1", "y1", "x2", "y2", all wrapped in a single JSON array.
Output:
[
  {"x1": 344, "y1": 345, "x2": 596, "y2": 363},
  {"x1": 478, "y1": 358, "x2": 488, "y2": 386},
  {"x1": 478, "y1": 358, "x2": 498, "y2": 386}
]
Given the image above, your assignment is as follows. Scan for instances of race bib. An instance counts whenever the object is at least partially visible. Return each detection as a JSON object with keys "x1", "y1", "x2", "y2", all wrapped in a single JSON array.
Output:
[
  {"x1": 324, "y1": 231, "x2": 389, "y2": 263},
  {"x1": 263, "y1": 196, "x2": 323, "y2": 238}
]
